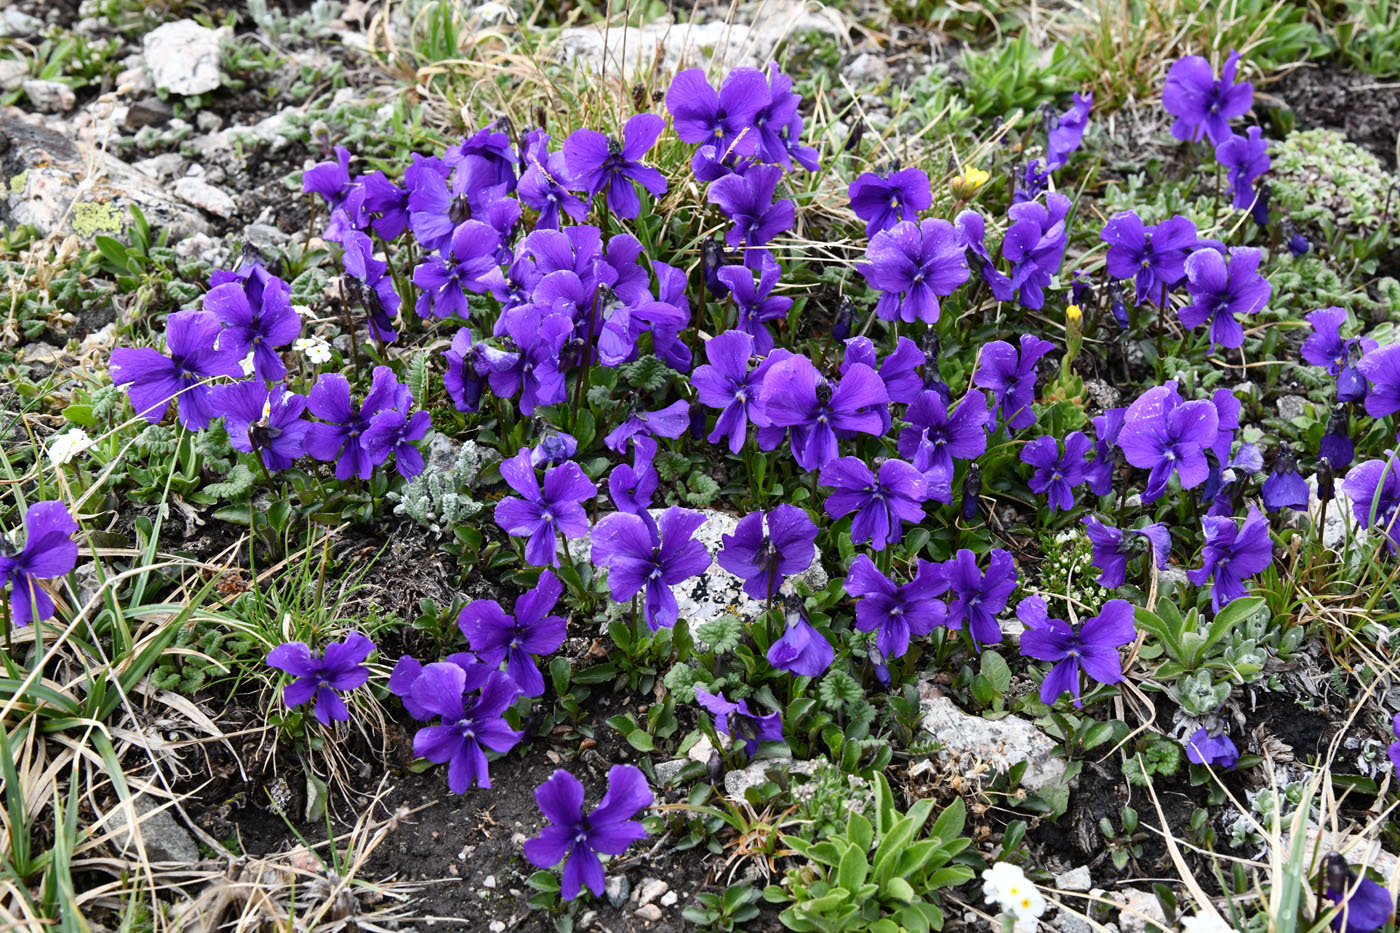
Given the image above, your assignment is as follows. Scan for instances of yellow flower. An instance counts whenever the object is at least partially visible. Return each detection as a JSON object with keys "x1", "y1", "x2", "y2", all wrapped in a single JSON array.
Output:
[
  {"x1": 1066, "y1": 303, "x2": 1083, "y2": 323},
  {"x1": 951, "y1": 167, "x2": 990, "y2": 199}
]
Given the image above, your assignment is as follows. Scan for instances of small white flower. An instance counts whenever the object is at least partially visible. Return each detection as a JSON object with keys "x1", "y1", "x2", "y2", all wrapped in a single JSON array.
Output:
[
  {"x1": 1181, "y1": 912, "x2": 1232, "y2": 933},
  {"x1": 982, "y1": 862, "x2": 1046, "y2": 922},
  {"x1": 240, "y1": 352, "x2": 256, "y2": 377},
  {"x1": 48, "y1": 428, "x2": 94, "y2": 467},
  {"x1": 293, "y1": 304, "x2": 313, "y2": 318},
  {"x1": 294, "y1": 337, "x2": 332, "y2": 365}
]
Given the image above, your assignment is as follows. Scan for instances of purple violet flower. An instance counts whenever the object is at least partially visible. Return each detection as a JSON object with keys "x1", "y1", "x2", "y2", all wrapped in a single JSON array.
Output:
[
  {"x1": 718, "y1": 257, "x2": 792, "y2": 356},
  {"x1": 845, "y1": 555, "x2": 947, "y2": 659},
  {"x1": 1343, "y1": 455, "x2": 1400, "y2": 551},
  {"x1": 444, "y1": 328, "x2": 488, "y2": 413},
  {"x1": 974, "y1": 335, "x2": 1055, "y2": 432},
  {"x1": 819, "y1": 457, "x2": 927, "y2": 551},
  {"x1": 524, "y1": 765, "x2": 652, "y2": 901},
  {"x1": 1018, "y1": 596, "x2": 1135, "y2": 707},
  {"x1": 1302, "y1": 307, "x2": 1376, "y2": 404},
  {"x1": 716, "y1": 505, "x2": 817, "y2": 602},
  {"x1": 1185, "y1": 728, "x2": 1239, "y2": 768},
  {"x1": 1323, "y1": 854, "x2": 1394, "y2": 933},
  {"x1": 1044, "y1": 92, "x2": 1092, "y2": 171},
  {"x1": 1216, "y1": 126, "x2": 1270, "y2": 210},
  {"x1": 110, "y1": 309, "x2": 244, "y2": 430},
  {"x1": 607, "y1": 437, "x2": 658, "y2": 515},
  {"x1": 603, "y1": 399, "x2": 691, "y2": 453},
  {"x1": 482, "y1": 309, "x2": 573, "y2": 416},
  {"x1": 1083, "y1": 516, "x2": 1171, "y2": 588},
  {"x1": 860, "y1": 218, "x2": 970, "y2": 324},
  {"x1": 266, "y1": 632, "x2": 374, "y2": 725},
  {"x1": 362, "y1": 403, "x2": 432, "y2": 480},
  {"x1": 563, "y1": 114, "x2": 667, "y2": 219},
  {"x1": 1180, "y1": 247, "x2": 1271, "y2": 349},
  {"x1": 0, "y1": 500, "x2": 78, "y2": 627},
  {"x1": 707, "y1": 164, "x2": 795, "y2": 268},
  {"x1": 757, "y1": 354, "x2": 888, "y2": 471},
  {"x1": 459, "y1": 571, "x2": 568, "y2": 697},
  {"x1": 304, "y1": 366, "x2": 402, "y2": 480},
  {"x1": 693, "y1": 329, "x2": 761, "y2": 453},
  {"x1": 1100, "y1": 211, "x2": 1197, "y2": 305},
  {"x1": 518, "y1": 136, "x2": 588, "y2": 230},
  {"x1": 212, "y1": 382, "x2": 309, "y2": 472},
  {"x1": 943, "y1": 548, "x2": 1018, "y2": 650},
  {"x1": 1187, "y1": 506, "x2": 1273, "y2": 611},
  {"x1": 848, "y1": 167, "x2": 933, "y2": 238},
  {"x1": 1358, "y1": 344, "x2": 1400, "y2": 418},
  {"x1": 202, "y1": 271, "x2": 300, "y2": 381},
  {"x1": 1002, "y1": 192, "x2": 1071, "y2": 310},
  {"x1": 412, "y1": 220, "x2": 508, "y2": 319},
  {"x1": 1117, "y1": 381, "x2": 1220, "y2": 502},
  {"x1": 591, "y1": 507, "x2": 712, "y2": 630},
  {"x1": 495, "y1": 447, "x2": 597, "y2": 567},
  {"x1": 1021, "y1": 432, "x2": 1093, "y2": 512},
  {"x1": 410, "y1": 664, "x2": 523, "y2": 792},
  {"x1": 666, "y1": 67, "x2": 768, "y2": 159},
  {"x1": 767, "y1": 611, "x2": 834, "y2": 678},
  {"x1": 1162, "y1": 50, "x2": 1253, "y2": 145},
  {"x1": 696, "y1": 687, "x2": 784, "y2": 756},
  {"x1": 898, "y1": 390, "x2": 989, "y2": 503},
  {"x1": 1261, "y1": 445, "x2": 1308, "y2": 513}
]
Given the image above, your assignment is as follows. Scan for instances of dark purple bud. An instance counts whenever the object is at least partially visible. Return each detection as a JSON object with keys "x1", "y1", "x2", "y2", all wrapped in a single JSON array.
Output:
[
  {"x1": 632, "y1": 83, "x2": 648, "y2": 111},
  {"x1": 449, "y1": 194, "x2": 470, "y2": 226},
  {"x1": 1317, "y1": 456, "x2": 1334, "y2": 503},
  {"x1": 535, "y1": 105, "x2": 547, "y2": 132},
  {"x1": 1326, "y1": 853, "x2": 1351, "y2": 895},
  {"x1": 832, "y1": 296, "x2": 855, "y2": 341},
  {"x1": 961, "y1": 463, "x2": 982, "y2": 520},
  {"x1": 844, "y1": 118, "x2": 865, "y2": 153},
  {"x1": 689, "y1": 401, "x2": 707, "y2": 441},
  {"x1": 706, "y1": 748, "x2": 724, "y2": 784},
  {"x1": 1107, "y1": 280, "x2": 1130, "y2": 330},
  {"x1": 1250, "y1": 182, "x2": 1271, "y2": 227}
]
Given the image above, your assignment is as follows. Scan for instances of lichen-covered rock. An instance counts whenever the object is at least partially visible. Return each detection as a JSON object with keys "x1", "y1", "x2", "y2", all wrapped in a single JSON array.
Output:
[
  {"x1": 143, "y1": 20, "x2": 227, "y2": 96},
  {"x1": 918, "y1": 686, "x2": 1067, "y2": 794}
]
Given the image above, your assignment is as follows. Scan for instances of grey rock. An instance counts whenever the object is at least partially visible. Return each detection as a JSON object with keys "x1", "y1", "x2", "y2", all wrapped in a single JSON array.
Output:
[
  {"x1": 22, "y1": 79, "x2": 75, "y2": 113},
  {"x1": 107, "y1": 796, "x2": 199, "y2": 864},
  {"x1": 173, "y1": 177, "x2": 237, "y2": 218},
  {"x1": 0, "y1": 59, "x2": 26, "y2": 92},
  {"x1": 174, "y1": 232, "x2": 225, "y2": 264},
  {"x1": 847, "y1": 52, "x2": 888, "y2": 85},
  {"x1": 635, "y1": 904, "x2": 663, "y2": 922},
  {"x1": 125, "y1": 97, "x2": 173, "y2": 130},
  {"x1": 605, "y1": 874, "x2": 630, "y2": 909},
  {"x1": 636, "y1": 878, "x2": 668, "y2": 907},
  {"x1": 1276, "y1": 394, "x2": 1307, "y2": 422},
  {"x1": 1083, "y1": 379, "x2": 1122, "y2": 412},
  {"x1": 196, "y1": 110, "x2": 223, "y2": 132},
  {"x1": 3, "y1": 111, "x2": 209, "y2": 239},
  {"x1": 115, "y1": 65, "x2": 154, "y2": 95},
  {"x1": 919, "y1": 688, "x2": 1067, "y2": 794},
  {"x1": 652, "y1": 758, "x2": 689, "y2": 786},
  {"x1": 243, "y1": 223, "x2": 289, "y2": 252},
  {"x1": 723, "y1": 757, "x2": 819, "y2": 800},
  {"x1": 143, "y1": 20, "x2": 225, "y2": 96},
  {"x1": 0, "y1": 9, "x2": 44, "y2": 36},
  {"x1": 1055, "y1": 865, "x2": 1092, "y2": 892},
  {"x1": 1117, "y1": 889, "x2": 1167, "y2": 933},
  {"x1": 1051, "y1": 911, "x2": 1092, "y2": 933},
  {"x1": 578, "y1": 910, "x2": 596, "y2": 930}
]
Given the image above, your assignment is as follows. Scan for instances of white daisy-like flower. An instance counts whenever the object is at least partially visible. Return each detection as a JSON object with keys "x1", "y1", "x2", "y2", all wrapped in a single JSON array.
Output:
[
  {"x1": 294, "y1": 337, "x2": 332, "y2": 365},
  {"x1": 293, "y1": 304, "x2": 313, "y2": 318},
  {"x1": 48, "y1": 428, "x2": 94, "y2": 467},
  {"x1": 982, "y1": 862, "x2": 1046, "y2": 922}
]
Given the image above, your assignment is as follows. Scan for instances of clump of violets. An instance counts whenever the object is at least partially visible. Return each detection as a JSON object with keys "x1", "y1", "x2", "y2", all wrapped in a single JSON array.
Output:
[
  {"x1": 458, "y1": 571, "x2": 568, "y2": 697},
  {"x1": 0, "y1": 500, "x2": 79, "y2": 626},
  {"x1": 495, "y1": 448, "x2": 597, "y2": 567},
  {"x1": 591, "y1": 506, "x2": 712, "y2": 630},
  {"x1": 1017, "y1": 597, "x2": 1135, "y2": 707},
  {"x1": 523, "y1": 765, "x2": 652, "y2": 901},
  {"x1": 1162, "y1": 50, "x2": 1253, "y2": 145},
  {"x1": 696, "y1": 687, "x2": 784, "y2": 756},
  {"x1": 110, "y1": 309, "x2": 244, "y2": 430},
  {"x1": 860, "y1": 218, "x2": 970, "y2": 324},
  {"x1": 1187, "y1": 506, "x2": 1272, "y2": 611},
  {"x1": 716, "y1": 505, "x2": 818, "y2": 602},
  {"x1": 266, "y1": 632, "x2": 375, "y2": 725}
]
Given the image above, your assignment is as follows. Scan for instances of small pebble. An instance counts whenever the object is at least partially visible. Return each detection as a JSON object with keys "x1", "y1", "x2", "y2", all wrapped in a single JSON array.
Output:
[
  {"x1": 660, "y1": 891, "x2": 678, "y2": 907},
  {"x1": 635, "y1": 904, "x2": 663, "y2": 922}
]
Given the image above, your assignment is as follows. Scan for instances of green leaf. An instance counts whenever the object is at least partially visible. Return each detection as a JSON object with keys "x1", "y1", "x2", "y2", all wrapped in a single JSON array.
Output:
[
  {"x1": 626, "y1": 729, "x2": 655, "y2": 752},
  {"x1": 847, "y1": 811, "x2": 873, "y2": 853},
  {"x1": 835, "y1": 844, "x2": 869, "y2": 894},
  {"x1": 980, "y1": 651, "x2": 1011, "y2": 694}
]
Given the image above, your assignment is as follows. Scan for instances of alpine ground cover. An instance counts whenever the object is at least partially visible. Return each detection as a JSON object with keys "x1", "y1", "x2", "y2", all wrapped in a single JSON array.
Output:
[{"x1": 4, "y1": 0, "x2": 1400, "y2": 931}]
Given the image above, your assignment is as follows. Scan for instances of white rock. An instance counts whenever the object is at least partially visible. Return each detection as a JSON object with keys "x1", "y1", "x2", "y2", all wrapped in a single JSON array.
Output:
[
  {"x1": 173, "y1": 177, "x2": 237, "y2": 218},
  {"x1": 555, "y1": 1, "x2": 846, "y2": 74},
  {"x1": 636, "y1": 878, "x2": 669, "y2": 907},
  {"x1": 918, "y1": 687, "x2": 1067, "y2": 794},
  {"x1": 0, "y1": 9, "x2": 44, "y2": 36},
  {"x1": 0, "y1": 59, "x2": 26, "y2": 92},
  {"x1": 652, "y1": 758, "x2": 689, "y2": 786},
  {"x1": 847, "y1": 52, "x2": 888, "y2": 85},
  {"x1": 660, "y1": 891, "x2": 678, "y2": 907},
  {"x1": 132, "y1": 153, "x2": 186, "y2": 180},
  {"x1": 1276, "y1": 394, "x2": 1307, "y2": 422},
  {"x1": 143, "y1": 20, "x2": 226, "y2": 96},
  {"x1": 1054, "y1": 865, "x2": 1092, "y2": 892},
  {"x1": 1117, "y1": 889, "x2": 1166, "y2": 933},
  {"x1": 106, "y1": 796, "x2": 199, "y2": 864},
  {"x1": 635, "y1": 903, "x2": 663, "y2": 922},
  {"x1": 605, "y1": 874, "x2": 630, "y2": 908},
  {"x1": 22, "y1": 79, "x2": 75, "y2": 113},
  {"x1": 723, "y1": 757, "x2": 819, "y2": 800}
]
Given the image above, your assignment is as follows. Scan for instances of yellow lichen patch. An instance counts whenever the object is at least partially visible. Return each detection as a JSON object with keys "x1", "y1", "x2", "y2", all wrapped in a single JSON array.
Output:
[
  {"x1": 9, "y1": 170, "x2": 29, "y2": 194},
  {"x1": 72, "y1": 201, "x2": 126, "y2": 237}
]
